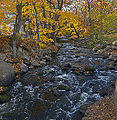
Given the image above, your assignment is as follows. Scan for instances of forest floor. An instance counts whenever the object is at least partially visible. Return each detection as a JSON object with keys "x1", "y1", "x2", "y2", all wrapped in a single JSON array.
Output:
[{"x1": 82, "y1": 95, "x2": 116, "y2": 120}]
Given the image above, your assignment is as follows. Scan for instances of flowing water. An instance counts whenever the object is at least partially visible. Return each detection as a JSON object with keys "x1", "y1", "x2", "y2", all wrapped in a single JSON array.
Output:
[{"x1": 0, "y1": 40, "x2": 117, "y2": 120}]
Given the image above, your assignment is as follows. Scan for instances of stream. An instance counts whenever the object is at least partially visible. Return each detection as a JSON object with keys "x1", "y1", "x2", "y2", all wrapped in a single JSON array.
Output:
[{"x1": 0, "y1": 39, "x2": 117, "y2": 120}]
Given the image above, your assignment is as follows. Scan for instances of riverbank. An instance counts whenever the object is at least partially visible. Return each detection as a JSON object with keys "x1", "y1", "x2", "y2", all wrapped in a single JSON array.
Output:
[{"x1": 82, "y1": 95, "x2": 116, "y2": 120}]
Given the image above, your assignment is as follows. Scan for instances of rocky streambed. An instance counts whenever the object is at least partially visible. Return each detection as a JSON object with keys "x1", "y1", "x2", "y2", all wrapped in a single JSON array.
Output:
[{"x1": 0, "y1": 39, "x2": 117, "y2": 120}]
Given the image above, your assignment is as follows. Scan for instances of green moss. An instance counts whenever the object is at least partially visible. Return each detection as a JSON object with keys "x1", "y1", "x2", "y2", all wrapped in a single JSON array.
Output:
[
  {"x1": 0, "y1": 95, "x2": 8, "y2": 103},
  {"x1": 85, "y1": 66, "x2": 95, "y2": 71},
  {"x1": 3, "y1": 113, "x2": 12, "y2": 117}
]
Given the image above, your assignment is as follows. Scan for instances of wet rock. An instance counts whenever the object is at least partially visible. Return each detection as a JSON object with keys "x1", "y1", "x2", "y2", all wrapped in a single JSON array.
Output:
[
  {"x1": 42, "y1": 92, "x2": 58, "y2": 101},
  {"x1": 29, "y1": 100, "x2": 51, "y2": 120},
  {"x1": 71, "y1": 63, "x2": 87, "y2": 72},
  {"x1": 70, "y1": 93, "x2": 81, "y2": 104},
  {"x1": 99, "y1": 86, "x2": 114, "y2": 97},
  {"x1": 44, "y1": 55, "x2": 52, "y2": 62},
  {"x1": 40, "y1": 49, "x2": 48, "y2": 58},
  {"x1": 93, "y1": 44, "x2": 107, "y2": 52},
  {"x1": 58, "y1": 84, "x2": 70, "y2": 91},
  {"x1": 83, "y1": 71, "x2": 94, "y2": 76},
  {"x1": 20, "y1": 63, "x2": 28, "y2": 73},
  {"x1": 71, "y1": 110, "x2": 84, "y2": 120},
  {"x1": 104, "y1": 46, "x2": 111, "y2": 51},
  {"x1": 60, "y1": 62, "x2": 71, "y2": 71},
  {"x1": 75, "y1": 53, "x2": 88, "y2": 57},
  {"x1": 56, "y1": 96, "x2": 72, "y2": 111},
  {"x1": 96, "y1": 49, "x2": 105, "y2": 54},
  {"x1": 0, "y1": 60, "x2": 15, "y2": 86},
  {"x1": 31, "y1": 59, "x2": 40, "y2": 67},
  {"x1": 3, "y1": 112, "x2": 26, "y2": 120},
  {"x1": 79, "y1": 103, "x2": 91, "y2": 114},
  {"x1": 102, "y1": 53, "x2": 109, "y2": 59},
  {"x1": 85, "y1": 66, "x2": 95, "y2": 71}
]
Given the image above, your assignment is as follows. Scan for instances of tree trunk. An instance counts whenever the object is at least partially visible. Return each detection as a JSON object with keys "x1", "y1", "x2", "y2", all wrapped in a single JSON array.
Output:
[
  {"x1": 12, "y1": 2, "x2": 22, "y2": 59},
  {"x1": 33, "y1": 2, "x2": 40, "y2": 51},
  {"x1": 87, "y1": 0, "x2": 91, "y2": 26},
  {"x1": 71, "y1": 24, "x2": 80, "y2": 38},
  {"x1": 100, "y1": 0, "x2": 103, "y2": 40}
]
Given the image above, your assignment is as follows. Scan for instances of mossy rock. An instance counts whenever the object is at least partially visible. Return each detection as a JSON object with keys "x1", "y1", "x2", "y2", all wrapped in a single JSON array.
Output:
[
  {"x1": 58, "y1": 84, "x2": 70, "y2": 91},
  {"x1": 3, "y1": 113, "x2": 13, "y2": 117},
  {"x1": 85, "y1": 66, "x2": 95, "y2": 71},
  {"x1": 0, "y1": 95, "x2": 9, "y2": 103}
]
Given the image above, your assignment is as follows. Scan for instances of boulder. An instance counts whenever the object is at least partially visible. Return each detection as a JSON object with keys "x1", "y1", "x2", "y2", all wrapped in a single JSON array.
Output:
[
  {"x1": 112, "y1": 41, "x2": 117, "y2": 46},
  {"x1": 0, "y1": 60, "x2": 15, "y2": 86}
]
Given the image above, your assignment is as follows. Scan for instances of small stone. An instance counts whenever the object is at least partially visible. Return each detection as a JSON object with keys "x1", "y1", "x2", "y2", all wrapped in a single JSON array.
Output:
[
  {"x1": 45, "y1": 55, "x2": 52, "y2": 62},
  {"x1": 112, "y1": 41, "x2": 117, "y2": 46},
  {"x1": 31, "y1": 59, "x2": 40, "y2": 67},
  {"x1": 104, "y1": 46, "x2": 111, "y2": 51},
  {"x1": 40, "y1": 60, "x2": 46, "y2": 65},
  {"x1": 109, "y1": 54, "x2": 117, "y2": 60},
  {"x1": 20, "y1": 63, "x2": 28, "y2": 73}
]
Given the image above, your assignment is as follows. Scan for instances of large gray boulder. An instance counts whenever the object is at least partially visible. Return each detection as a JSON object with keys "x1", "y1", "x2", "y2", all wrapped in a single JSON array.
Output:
[{"x1": 0, "y1": 60, "x2": 15, "y2": 86}]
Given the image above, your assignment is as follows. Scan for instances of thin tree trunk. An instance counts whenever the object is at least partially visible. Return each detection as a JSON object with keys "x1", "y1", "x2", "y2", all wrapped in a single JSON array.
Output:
[
  {"x1": 72, "y1": 24, "x2": 80, "y2": 38},
  {"x1": 87, "y1": 0, "x2": 91, "y2": 26},
  {"x1": 100, "y1": 0, "x2": 103, "y2": 40},
  {"x1": 33, "y1": 2, "x2": 40, "y2": 51}
]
